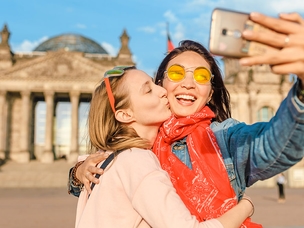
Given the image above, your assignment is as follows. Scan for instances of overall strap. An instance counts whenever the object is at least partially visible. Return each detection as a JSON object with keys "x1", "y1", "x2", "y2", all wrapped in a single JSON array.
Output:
[{"x1": 89, "y1": 150, "x2": 123, "y2": 194}]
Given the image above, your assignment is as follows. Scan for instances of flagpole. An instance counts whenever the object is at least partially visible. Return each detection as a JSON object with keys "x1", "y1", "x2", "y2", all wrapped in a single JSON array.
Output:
[
  {"x1": 167, "y1": 22, "x2": 169, "y2": 36},
  {"x1": 167, "y1": 22, "x2": 174, "y2": 53}
]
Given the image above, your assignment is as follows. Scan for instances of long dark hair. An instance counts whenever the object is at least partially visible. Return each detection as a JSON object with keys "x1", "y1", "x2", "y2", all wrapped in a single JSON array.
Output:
[{"x1": 154, "y1": 40, "x2": 231, "y2": 122}]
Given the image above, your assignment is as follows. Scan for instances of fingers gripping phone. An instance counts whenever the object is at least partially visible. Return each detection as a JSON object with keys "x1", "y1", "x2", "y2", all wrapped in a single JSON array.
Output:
[{"x1": 209, "y1": 8, "x2": 271, "y2": 58}]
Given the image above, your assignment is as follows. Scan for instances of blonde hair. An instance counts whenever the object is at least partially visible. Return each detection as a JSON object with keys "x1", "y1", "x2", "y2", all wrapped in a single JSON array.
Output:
[{"x1": 88, "y1": 68, "x2": 151, "y2": 153}]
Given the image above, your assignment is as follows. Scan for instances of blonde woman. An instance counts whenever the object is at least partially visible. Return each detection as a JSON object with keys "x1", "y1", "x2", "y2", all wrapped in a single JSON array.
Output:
[{"x1": 75, "y1": 66, "x2": 254, "y2": 228}]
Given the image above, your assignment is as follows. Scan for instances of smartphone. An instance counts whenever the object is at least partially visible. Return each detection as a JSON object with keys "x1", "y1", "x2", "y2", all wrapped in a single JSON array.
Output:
[{"x1": 209, "y1": 8, "x2": 270, "y2": 58}]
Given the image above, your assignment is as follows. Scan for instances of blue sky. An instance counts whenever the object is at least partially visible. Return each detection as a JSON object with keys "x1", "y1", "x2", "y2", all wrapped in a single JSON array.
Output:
[{"x1": 1, "y1": 0, "x2": 304, "y2": 76}]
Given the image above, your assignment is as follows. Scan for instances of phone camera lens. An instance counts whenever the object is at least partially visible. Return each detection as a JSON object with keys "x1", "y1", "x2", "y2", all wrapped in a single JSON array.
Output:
[
  {"x1": 233, "y1": 30, "x2": 241, "y2": 38},
  {"x1": 222, "y1": 28, "x2": 227, "y2": 35}
]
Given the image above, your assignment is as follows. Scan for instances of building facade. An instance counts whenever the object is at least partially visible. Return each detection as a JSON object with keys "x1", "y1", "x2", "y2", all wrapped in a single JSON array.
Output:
[
  {"x1": 0, "y1": 24, "x2": 134, "y2": 164},
  {"x1": 0, "y1": 24, "x2": 303, "y2": 187}
]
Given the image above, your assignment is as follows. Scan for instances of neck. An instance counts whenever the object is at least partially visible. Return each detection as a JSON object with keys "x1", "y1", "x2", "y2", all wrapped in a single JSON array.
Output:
[{"x1": 130, "y1": 123, "x2": 160, "y2": 148}]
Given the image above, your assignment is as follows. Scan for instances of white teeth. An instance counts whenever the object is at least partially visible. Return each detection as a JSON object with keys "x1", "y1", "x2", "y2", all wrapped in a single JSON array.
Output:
[{"x1": 176, "y1": 94, "x2": 195, "y2": 101}]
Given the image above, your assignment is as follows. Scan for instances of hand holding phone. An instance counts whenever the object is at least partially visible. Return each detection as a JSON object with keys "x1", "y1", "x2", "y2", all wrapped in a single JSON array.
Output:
[
  {"x1": 209, "y1": 8, "x2": 278, "y2": 58},
  {"x1": 238, "y1": 11, "x2": 304, "y2": 79}
]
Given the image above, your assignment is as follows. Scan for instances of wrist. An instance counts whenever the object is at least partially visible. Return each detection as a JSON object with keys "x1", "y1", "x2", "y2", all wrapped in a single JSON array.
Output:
[
  {"x1": 241, "y1": 196, "x2": 255, "y2": 217},
  {"x1": 72, "y1": 161, "x2": 84, "y2": 186}
]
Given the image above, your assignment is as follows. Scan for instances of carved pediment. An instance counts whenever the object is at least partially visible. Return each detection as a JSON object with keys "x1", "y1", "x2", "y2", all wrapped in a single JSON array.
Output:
[{"x1": 0, "y1": 50, "x2": 107, "y2": 82}]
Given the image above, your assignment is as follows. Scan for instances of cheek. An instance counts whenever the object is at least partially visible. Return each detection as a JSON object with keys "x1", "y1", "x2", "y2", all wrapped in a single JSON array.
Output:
[
  {"x1": 144, "y1": 97, "x2": 162, "y2": 111},
  {"x1": 162, "y1": 81, "x2": 176, "y2": 96},
  {"x1": 198, "y1": 86, "x2": 212, "y2": 98},
  {"x1": 162, "y1": 84, "x2": 176, "y2": 103}
]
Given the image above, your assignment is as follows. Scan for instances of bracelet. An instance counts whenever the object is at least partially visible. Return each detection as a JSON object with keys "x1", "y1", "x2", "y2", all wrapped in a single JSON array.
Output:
[
  {"x1": 241, "y1": 196, "x2": 255, "y2": 217},
  {"x1": 71, "y1": 161, "x2": 84, "y2": 186}
]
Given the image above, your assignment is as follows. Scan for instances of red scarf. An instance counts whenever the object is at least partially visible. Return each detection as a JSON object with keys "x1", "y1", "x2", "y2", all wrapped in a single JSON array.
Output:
[{"x1": 153, "y1": 106, "x2": 262, "y2": 227}]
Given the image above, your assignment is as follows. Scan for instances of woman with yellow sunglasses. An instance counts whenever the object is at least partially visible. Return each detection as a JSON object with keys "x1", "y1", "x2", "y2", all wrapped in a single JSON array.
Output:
[
  {"x1": 70, "y1": 13, "x2": 304, "y2": 227},
  {"x1": 75, "y1": 66, "x2": 254, "y2": 228}
]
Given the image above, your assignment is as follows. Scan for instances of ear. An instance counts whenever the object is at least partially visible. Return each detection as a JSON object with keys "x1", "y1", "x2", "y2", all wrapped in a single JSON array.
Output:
[
  {"x1": 115, "y1": 108, "x2": 135, "y2": 123},
  {"x1": 208, "y1": 89, "x2": 214, "y2": 103}
]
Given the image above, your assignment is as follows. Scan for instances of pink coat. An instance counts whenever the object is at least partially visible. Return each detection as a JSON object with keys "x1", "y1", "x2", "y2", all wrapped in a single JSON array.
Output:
[{"x1": 75, "y1": 148, "x2": 223, "y2": 228}]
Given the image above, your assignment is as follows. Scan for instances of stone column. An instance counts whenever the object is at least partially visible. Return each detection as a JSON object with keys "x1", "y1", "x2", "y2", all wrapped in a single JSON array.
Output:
[
  {"x1": 68, "y1": 91, "x2": 80, "y2": 163},
  {"x1": 248, "y1": 84, "x2": 257, "y2": 124},
  {"x1": 18, "y1": 91, "x2": 31, "y2": 163},
  {"x1": 281, "y1": 75, "x2": 292, "y2": 100},
  {"x1": 229, "y1": 95, "x2": 239, "y2": 120},
  {"x1": 237, "y1": 91, "x2": 250, "y2": 124},
  {"x1": 0, "y1": 90, "x2": 7, "y2": 159},
  {"x1": 41, "y1": 91, "x2": 55, "y2": 163}
]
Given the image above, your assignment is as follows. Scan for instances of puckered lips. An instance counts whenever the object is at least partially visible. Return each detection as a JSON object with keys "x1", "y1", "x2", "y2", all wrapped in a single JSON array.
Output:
[{"x1": 166, "y1": 101, "x2": 170, "y2": 108}]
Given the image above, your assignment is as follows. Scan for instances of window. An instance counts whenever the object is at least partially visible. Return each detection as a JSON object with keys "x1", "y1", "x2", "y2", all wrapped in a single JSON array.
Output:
[{"x1": 257, "y1": 106, "x2": 274, "y2": 122}]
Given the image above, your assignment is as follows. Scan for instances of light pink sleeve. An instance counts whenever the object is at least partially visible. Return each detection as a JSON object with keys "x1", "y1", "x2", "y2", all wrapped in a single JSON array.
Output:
[{"x1": 118, "y1": 149, "x2": 224, "y2": 228}]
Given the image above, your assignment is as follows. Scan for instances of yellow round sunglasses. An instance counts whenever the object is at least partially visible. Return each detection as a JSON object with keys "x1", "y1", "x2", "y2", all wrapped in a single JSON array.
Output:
[{"x1": 164, "y1": 64, "x2": 213, "y2": 84}]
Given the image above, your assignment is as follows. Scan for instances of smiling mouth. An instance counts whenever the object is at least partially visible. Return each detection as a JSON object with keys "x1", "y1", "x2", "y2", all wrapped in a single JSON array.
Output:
[{"x1": 176, "y1": 94, "x2": 196, "y2": 102}]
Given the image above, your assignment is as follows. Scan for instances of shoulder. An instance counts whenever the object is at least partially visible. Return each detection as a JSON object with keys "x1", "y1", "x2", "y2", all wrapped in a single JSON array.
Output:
[
  {"x1": 118, "y1": 148, "x2": 159, "y2": 163},
  {"x1": 115, "y1": 148, "x2": 162, "y2": 174},
  {"x1": 210, "y1": 118, "x2": 241, "y2": 132},
  {"x1": 113, "y1": 148, "x2": 167, "y2": 198}
]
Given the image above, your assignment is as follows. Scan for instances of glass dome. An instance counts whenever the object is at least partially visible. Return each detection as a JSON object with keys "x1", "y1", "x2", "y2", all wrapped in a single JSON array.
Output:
[{"x1": 33, "y1": 33, "x2": 108, "y2": 54}]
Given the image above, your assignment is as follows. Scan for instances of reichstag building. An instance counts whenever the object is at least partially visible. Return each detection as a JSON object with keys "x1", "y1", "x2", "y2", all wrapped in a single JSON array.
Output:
[
  {"x1": 0, "y1": 24, "x2": 303, "y2": 188},
  {"x1": 0, "y1": 24, "x2": 134, "y2": 164}
]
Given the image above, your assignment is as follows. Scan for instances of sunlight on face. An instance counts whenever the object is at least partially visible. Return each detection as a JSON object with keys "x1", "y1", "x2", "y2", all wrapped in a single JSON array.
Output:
[
  {"x1": 125, "y1": 69, "x2": 171, "y2": 126},
  {"x1": 162, "y1": 51, "x2": 213, "y2": 117}
]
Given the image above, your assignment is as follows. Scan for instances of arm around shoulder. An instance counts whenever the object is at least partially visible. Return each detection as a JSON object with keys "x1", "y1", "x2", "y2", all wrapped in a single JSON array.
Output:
[{"x1": 126, "y1": 149, "x2": 251, "y2": 228}]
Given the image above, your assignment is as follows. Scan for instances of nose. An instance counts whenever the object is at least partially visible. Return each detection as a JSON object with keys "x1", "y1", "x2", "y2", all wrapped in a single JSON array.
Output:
[{"x1": 181, "y1": 71, "x2": 196, "y2": 89}]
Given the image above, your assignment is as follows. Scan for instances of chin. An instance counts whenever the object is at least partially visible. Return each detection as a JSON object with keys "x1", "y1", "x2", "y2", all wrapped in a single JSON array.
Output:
[
  {"x1": 174, "y1": 112, "x2": 192, "y2": 118},
  {"x1": 174, "y1": 104, "x2": 200, "y2": 115},
  {"x1": 173, "y1": 108, "x2": 196, "y2": 117}
]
